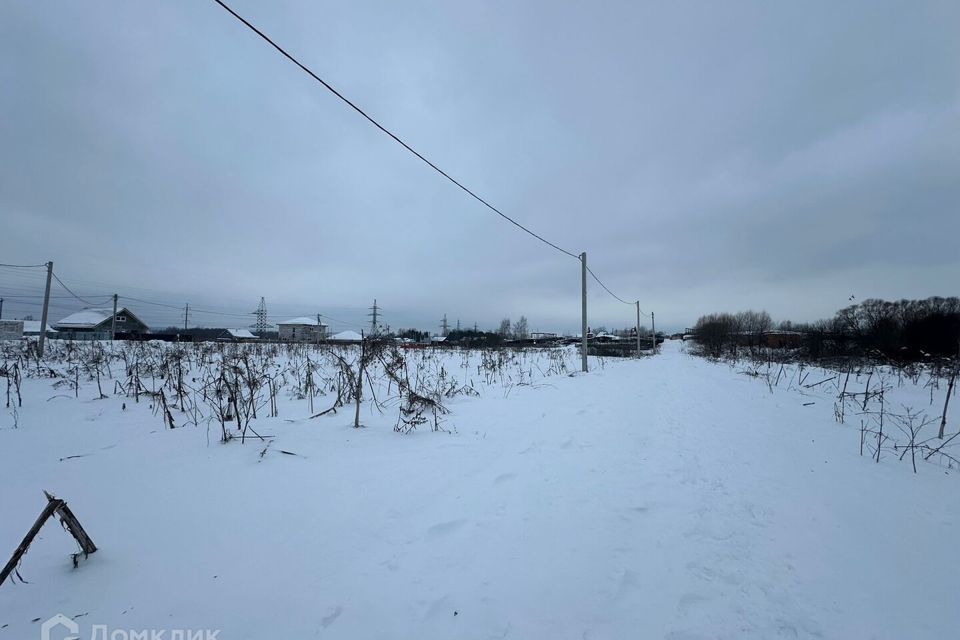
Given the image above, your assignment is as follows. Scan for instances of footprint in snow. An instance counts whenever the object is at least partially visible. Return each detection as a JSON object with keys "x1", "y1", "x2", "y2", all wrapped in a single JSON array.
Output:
[
  {"x1": 427, "y1": 519, "x2": 468, "y2": 537},
  {"x1": 519, "y1": 442, "x2": 541, "y2": 454},
  {"x1": 320, "y1": 606, "x2": 343, "y2": 628},
  {"x1": 493, "y1": 473, "x2": 517, "y2": 485},
  {"x1": 614, "y1": 568, "x2": 641, "y2": 601}
]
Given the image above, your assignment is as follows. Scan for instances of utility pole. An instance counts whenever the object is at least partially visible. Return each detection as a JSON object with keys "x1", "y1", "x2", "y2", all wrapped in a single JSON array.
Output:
[
  {"x1": 651, "y1": 311, "x2": 656, "y2": 353},
  {"x1": 636, "y1": 301, "x2": 641, "y2": 357},
  {"x1": 317, "y1": 314, "x2": 324, "y2": 344},
  {"x1": 38, "y1": 261, "x2": 53, "y2": 357},
  {"x1": 580, "y1": 252, "x2": 588, "y2": 373},
  {"x1": 111, "y1": 294, "x2": 118, "y2": 341},
  {"x1": 368, "y1": 299, "x2": 380, "y2": 335},
  {"x1": 183, "y1": 303, "x2": 189, "y2": 330},
  {"x1": 0, "y1": 297, "x2": 3, "y2": 320}
]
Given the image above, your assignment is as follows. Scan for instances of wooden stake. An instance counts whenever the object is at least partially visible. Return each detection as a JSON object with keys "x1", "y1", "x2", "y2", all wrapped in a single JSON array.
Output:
[{"x1": 0, "y1": 492, "x2": 97, "y2": 587}]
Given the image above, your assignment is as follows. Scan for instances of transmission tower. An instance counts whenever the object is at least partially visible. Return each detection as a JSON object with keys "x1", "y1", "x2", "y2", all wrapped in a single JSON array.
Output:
[
  {"x1": 252, "y1": 297, "x2": 269, "y2": 335},
  {"x1": 368, "y1": 299, "x2": 380, "y2": 335},
  {"x1": 441, "y1": 314, "x2": 449, "y2": 337}
]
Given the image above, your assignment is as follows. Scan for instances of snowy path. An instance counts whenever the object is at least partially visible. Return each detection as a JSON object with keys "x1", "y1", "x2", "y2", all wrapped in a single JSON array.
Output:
[{"x1": 1, "y1": 342, "x2": 958, "y2": 639}]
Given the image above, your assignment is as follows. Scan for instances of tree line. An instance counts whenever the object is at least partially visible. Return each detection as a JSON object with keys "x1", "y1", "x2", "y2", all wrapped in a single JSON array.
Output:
[{"x1": 693, "y1": 297, "x2": 960, "y2": 362}]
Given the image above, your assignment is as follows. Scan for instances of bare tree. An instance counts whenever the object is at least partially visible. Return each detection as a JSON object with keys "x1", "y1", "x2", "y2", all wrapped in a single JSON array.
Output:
[{"x1": 514, "y1": 316, "x2": 529, "y2": 340}]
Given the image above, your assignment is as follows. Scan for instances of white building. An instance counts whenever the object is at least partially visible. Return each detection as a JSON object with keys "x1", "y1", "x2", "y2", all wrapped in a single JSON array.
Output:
[
  {"x1": 0, "y1": 320, "x2": 24, "y2": 340},
  {"x1": 329, "y1": 330, "x2": 363, "y2": 343},
  {"x1": 277, "y1": 317, "x2": 330, "y2": 343},
  {"x1": 22, "y1": 320, "x2": 55, "y2": 337}
]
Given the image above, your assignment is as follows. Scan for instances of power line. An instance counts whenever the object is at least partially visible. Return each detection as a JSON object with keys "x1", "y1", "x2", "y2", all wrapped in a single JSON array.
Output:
[
  {"x1": 51, "y1": 272, "x2": 112, "y2": 306},
  {"x1": 586, "y1": 266, "x2": 632, "y2": 306},
  {"x1": 119, "y1": 296, "x2": 183, "y2": 311},
  {"x1": 210, "y1": 0, "x2": 580, "y2": 261},
  {"x1": 319, "y1": 313, "x2": 365, "y2": 330},
  {"x1": 0, "y1": 263, "x2": 47, "y2": 269},
  {"x1": 120, "y1": 295, "x2": 256, "y2": 319},
  {"x1": 585, "y1": 265, "x2": 651, "y2": 317},
  {"x1": 0, "y1": 294, "x2": 109, "y2": 300},
  {"x1": 210, "y1": 0, "x2": 648, "y2": 323}
]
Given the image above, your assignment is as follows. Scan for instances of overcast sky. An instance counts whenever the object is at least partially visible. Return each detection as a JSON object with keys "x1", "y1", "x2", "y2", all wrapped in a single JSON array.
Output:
[{"x1": 1, "y1": 0, "x2": 957, "y2": 333}]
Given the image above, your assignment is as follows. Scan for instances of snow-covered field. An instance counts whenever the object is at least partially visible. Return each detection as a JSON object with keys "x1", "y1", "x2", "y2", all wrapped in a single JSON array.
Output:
[{"x1": 1, "y1": 339, "x2": 958, "y2": 639}]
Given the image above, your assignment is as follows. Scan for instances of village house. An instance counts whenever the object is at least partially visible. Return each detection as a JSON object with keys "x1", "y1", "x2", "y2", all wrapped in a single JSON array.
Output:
[
  {"x1": 0, "y1": 320, "x2": 24, "y2": 340},
  {"x1": 171, "y1": 328, "x2": 259, "y2": 343},
  {"x1": 277, "y1": 317, "x2": 330, "y2": 343},
  {"x1": 22, "y1": 320, "x2": 55, "y2": 338},
  {"x1": 53, "y1": 307, "x2": 148, "y2": 340}
]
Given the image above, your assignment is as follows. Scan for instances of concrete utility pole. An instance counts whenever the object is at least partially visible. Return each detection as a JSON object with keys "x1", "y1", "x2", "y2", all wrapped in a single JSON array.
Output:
[
  {"x1": 636, "y1": 301, "x2": 641, "y2": 357},
  {"x1": 38, "y1": 261, "x2": 53, "y2": 357},
  {"x1": 580, "y1": 252, "x2": 588, "y2": 373},
  {"x1": 651, "y1": 311, "x2": 656, "y2": 353},
  {"x1": 111, "y1": 294, "x2": 118, "y2": 341},
  {"x1": 183, "y1": 303, "x2": 189, "y2": 330},
  {"x1": 0, "y1": 297, "x2": 3, "y2": 320},
  {"x1": 317, "y1": 314, "x2": 323, "y2": 344}
]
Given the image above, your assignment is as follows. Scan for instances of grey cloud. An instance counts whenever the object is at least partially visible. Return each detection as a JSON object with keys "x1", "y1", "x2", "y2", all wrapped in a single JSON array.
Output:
[{"x1": 1, "y1": 0, "x2": 957, "y2": 332}]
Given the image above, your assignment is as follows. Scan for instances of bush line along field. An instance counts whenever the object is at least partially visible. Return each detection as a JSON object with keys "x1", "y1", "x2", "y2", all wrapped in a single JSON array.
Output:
[
  {"x1": 2, "y1": 339, "x2": 584, "y2": 438},
  {"x1": 688, "y1": 296, "x2": 960, "y2": 474}
]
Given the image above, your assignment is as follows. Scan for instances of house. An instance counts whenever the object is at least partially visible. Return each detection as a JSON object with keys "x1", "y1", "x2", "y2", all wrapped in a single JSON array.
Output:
[
  {"x1": 22, "y1": 320, "x2": 56, "y2": 337},
  {"x1": 0, "y1": 320, "x2": 24, "y2": 340},
  {"x1": 278, "y1": 317, "x2": 330, "y2": 343},
  {"x1": 173, "y1": 328, "x2": 259, "y2": 343},
  {"x1": 761, "y1": 330, "x2": 805, "y2": 349},
  {"x1": 54, "y1": 307, "x2": 148, "y2": 340},
  {"x1": 227, "y1": 328, "x2": 257, "y2": 341},
  {"x1": 329, "y1": 330, "x2": 363, "y2": 343}
]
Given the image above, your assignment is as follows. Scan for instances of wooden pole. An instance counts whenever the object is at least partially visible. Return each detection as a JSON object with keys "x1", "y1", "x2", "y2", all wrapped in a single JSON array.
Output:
[
  {"x1": 38, "y1": 261, "x2": 53, "y2": 357},
  {"x1": 0, "y1": 492, "x2": 97, "y2": 587},
  {"x1": 651, "y1": 311, "x2": 656, "y2": 353},
  {"x1": 581, "y1": 252, "x2": 588, "y2": 373},
  {"x1": 636, "y1": 301, "x2": 641, "y2": 357},
  {"x1": 46, "y1": 491, "x2": 97, "y2": 556},
  {"x1": 354, "y1": 329, "x2": 365, "y2": 428},
  {"x1": 0, "y1": 499, "x2": 59, "y2": 586},
  {"x1": 111, "y1": 293, "x2": 118, "y2": 341}
]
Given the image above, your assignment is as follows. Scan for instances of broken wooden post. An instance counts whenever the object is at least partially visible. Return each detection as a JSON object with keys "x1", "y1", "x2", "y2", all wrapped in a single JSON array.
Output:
[{"x1": 0, "y1": 491, "x2": 97, "y2": 587}]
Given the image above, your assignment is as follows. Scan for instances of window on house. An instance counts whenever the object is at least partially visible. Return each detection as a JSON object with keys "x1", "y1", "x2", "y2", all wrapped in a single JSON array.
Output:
[{"x1": 116, "y1": 315, "x2": 127, "y2": 323}]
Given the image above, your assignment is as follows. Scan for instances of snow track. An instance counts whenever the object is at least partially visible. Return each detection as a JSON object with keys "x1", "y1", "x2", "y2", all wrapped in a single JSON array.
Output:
[{"x1": 1, "y1": 341, "x2": 957, "y2": 639}]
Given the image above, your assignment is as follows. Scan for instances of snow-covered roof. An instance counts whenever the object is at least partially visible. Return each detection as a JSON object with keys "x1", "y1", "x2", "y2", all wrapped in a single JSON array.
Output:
[
  {"x1": 431, "y1": 335, "x2": 447, "y2": 342},
  {"x1": 227, "y1": 328, "x2": 256, "y2": 339},
  {"x1": 277, "y1": 317, "x2": 329, "y2": 326},
  {"x1": 22, "y1": 320, "x2": 54, "y2": 334},
  {"x1": 329, "y1": 330, "x2": 363, "y2": 341},
  {"x1": 54, "y1": 308, "x2": 114, "y2": 329}
]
